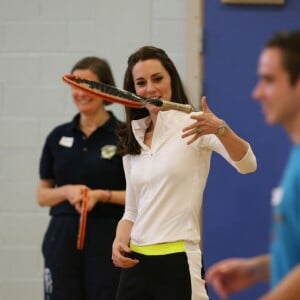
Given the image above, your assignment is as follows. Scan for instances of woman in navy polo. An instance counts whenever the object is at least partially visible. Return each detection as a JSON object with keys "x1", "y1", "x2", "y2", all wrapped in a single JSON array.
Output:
[{"x1": 37, "y1": 57, "x2": 126, "y2": 300}]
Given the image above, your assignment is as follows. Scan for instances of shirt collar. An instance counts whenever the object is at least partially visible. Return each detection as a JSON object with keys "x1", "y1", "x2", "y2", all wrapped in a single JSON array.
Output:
[{"x1": 71, "y1": 111, "x2": 117, "y2": 133}]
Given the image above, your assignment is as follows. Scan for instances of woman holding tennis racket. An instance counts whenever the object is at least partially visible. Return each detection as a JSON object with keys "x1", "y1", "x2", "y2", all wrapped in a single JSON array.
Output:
[
  {"x1": 112, "y1": 46, "x2": 257, "y2": 300},
  {"x1": 37, "y1": 57, "x2": 126, "y2": 300}
]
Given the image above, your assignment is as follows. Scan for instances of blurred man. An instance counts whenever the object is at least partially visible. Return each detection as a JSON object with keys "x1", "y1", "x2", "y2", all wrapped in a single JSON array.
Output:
[{"x1": 206, "y1": 30, "x2": 300, "y2": 300}]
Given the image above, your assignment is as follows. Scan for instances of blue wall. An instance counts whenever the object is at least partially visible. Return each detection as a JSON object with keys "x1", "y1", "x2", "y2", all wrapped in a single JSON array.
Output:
[{"x1": 203, "y1": 1, "x2": 300, "y2": 299}]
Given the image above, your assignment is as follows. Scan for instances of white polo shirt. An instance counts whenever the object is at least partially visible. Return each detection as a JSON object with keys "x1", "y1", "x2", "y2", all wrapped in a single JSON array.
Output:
[{"x1": 122, "y1": 110, "x2": 256, "y2": 246}]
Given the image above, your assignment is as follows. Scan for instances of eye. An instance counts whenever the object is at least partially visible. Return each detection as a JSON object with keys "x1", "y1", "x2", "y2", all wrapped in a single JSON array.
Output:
[
  {"x1": 263, "y1": 76, "x2": 274, "y2": 84},
  {"x1": 135, "y1": 80, "x2": 146, "y2": 87},
  {"x1": 153, "y1": 75, "x2": 163, "y2": 83}
]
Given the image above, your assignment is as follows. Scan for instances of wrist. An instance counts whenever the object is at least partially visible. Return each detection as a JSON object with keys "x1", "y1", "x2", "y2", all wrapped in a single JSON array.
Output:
[
  {"x1": 61, "y1": 185, "x2": 71, "y2": 199},
  {"x1": 106, "y1": 190, "x2": 112, "y2": 203},
  {"x1": 248, "y1": 256, "x2": 270, "y2": 283},
  {"x1": 215, "y1": 120, "x2": 228, "y2": 136}
]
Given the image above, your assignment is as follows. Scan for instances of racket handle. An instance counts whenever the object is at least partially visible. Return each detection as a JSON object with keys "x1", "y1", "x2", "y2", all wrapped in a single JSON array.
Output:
[{"x1": 148, "y1": 99, "x2": 194, "y2": 113}]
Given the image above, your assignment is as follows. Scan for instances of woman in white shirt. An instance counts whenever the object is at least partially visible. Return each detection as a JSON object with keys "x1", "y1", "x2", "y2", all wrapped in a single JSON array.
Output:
[{"x1": 112, "y1": 46, "x2": 257, "y2": 300}]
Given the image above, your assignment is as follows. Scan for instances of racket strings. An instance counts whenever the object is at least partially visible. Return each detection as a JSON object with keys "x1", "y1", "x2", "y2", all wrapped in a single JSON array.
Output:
[
  {"x1": 73, "y1": 77, "x2": 144, "y2": 102},
  {"x1": 64, "y1": 75, "x2": 192, "y2": 112}
]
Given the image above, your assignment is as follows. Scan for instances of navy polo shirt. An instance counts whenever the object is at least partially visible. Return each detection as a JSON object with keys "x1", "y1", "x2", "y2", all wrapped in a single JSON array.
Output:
[{"x1": 39, "y1": 112, "x2": 125, "y2": 217}]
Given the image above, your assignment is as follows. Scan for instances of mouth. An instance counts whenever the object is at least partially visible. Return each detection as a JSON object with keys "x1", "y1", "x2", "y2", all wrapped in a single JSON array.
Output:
[
  {"x1": 78, "y1": 98, "x2": 93, "y2": 104},
  {"x1": 147, "y1": 94, "x2": 161, "y2": 99}
]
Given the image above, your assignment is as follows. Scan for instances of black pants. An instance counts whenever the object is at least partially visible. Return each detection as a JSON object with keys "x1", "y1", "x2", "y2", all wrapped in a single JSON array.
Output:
[
  {"x1": 42, "y1": 215, "x2": 120, "y2": 300},
  {"x1": 116, "y1": 251, "x2": 192, "y2": 300}
]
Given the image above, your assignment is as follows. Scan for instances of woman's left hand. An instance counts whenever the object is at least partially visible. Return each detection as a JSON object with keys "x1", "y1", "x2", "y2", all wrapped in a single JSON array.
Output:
[
  {"x1": 86, "y1": 190, "x2": 99, "y2": 212},
  {"x1": 182, "y1": 96, "x2": 223, "y2": 145},
  {"x1": 75, "y1": 189, "x2": 109, "y2": 213}
]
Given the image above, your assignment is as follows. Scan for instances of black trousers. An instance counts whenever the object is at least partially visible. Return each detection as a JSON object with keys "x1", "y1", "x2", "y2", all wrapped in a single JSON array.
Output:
[
  {"x1": 42, "y1": 215, "x2": 120, "y2": 300},
  {"x1": 116, "y1": 251, "x2": 192, "y2": 300}
]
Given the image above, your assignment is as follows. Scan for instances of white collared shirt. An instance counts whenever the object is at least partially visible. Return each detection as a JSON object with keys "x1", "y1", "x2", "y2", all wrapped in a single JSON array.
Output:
[{"x1": 122, "y1": 110, "x2": 256, "y2": 246}]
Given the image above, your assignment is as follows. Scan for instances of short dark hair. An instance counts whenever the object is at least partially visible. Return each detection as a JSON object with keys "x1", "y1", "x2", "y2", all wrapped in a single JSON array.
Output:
[
  {"x1": 265, "y1": 30, "x2": 300, "y2": 85},
  {"x1": 118, "y1": 46, "x2": 190, "y2": 155}
]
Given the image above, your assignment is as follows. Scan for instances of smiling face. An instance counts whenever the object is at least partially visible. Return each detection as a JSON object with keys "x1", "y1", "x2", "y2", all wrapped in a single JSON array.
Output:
[
  {"x1": 132, "y1": 59, "x2": 172, "y2": 113},
  {"x1": 71, "y1": 69, "x2": 105, "y2": 115},
  {"x1": 252, "y1": 47, "x2": 300, "y2": 127}
]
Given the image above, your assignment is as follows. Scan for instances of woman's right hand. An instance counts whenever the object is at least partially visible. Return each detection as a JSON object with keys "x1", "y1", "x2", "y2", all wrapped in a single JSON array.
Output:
[
  {"x1": 112, "y1": 239, "x2": 139, "y2": 269},
  {"x1": 63, "y1": 184, "x2": 89, "y2": 212},
  {"x1": 206, "y1": 258, "x2": 258, "y2": 299},
  {"x1": 37, "y1": 180, "x2": 88, "y2": 209}
]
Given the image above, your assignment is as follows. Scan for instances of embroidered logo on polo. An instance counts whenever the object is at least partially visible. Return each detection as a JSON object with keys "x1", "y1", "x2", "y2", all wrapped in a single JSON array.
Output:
[
  {"x1": 59, "y1": 136, "x2": 74, "y2": 147},
  {"x1": 101, "y1": 145, "x2": 117, "y2": 159}
]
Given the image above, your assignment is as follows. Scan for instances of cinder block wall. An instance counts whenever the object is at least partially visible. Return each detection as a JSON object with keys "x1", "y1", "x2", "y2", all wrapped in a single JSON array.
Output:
[{"x1": 0, "y1": 0, "x2": 190, "y2": 298}]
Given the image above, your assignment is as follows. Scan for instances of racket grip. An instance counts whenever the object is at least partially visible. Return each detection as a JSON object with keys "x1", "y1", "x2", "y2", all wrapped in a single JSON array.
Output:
[
  {"x1": 147, "y1": 98, "x2": 193, "y2": 113},
  {"x1": 160, "y1": 100, "x2": 193, "y2": 113}
]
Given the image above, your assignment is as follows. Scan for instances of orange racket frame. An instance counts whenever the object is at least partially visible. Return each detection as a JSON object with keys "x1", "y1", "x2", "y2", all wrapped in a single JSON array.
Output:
[
  {"x1": 62, "y1": 74, "x2": 194, "y2": 113},
  {"x1": 77, "y1": 188, "x2": 88, "y2": 250}
]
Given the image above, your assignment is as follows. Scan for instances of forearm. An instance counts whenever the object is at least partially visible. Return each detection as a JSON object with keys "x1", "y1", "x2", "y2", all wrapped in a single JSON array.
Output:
[
  {"x1": 217, "y1": 126, "x2": 251, "y2": 162},
  {"x1": 260, "y1": 265, "x2": 300, "y2": 300},
  {"x1": 92, "y1": 189, "x2": 125, "y2": 205},
  {"x1": 108, "y1": 190, "x2": 126, "y2": 205},
  {"x1": 112, "y1": 219, "x2": 138, "y2": 268},
  {"x1": 249, "y1": 254, "x2": 270, "y2": 283},
  {"x1": 216, "y1": 125, "x2": 257, "y2": 174},
  {"x1": 115, "y1": 219, "x2": 133, "y2": 245},
  {"x1": 37, "y1": 185, "x2": 69, "y2": 207}
]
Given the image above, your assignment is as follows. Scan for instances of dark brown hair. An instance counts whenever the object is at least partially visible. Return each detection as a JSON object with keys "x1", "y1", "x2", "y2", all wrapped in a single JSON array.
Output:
[
  {"x1": 265, "y1": 30, "x2": 300, "y2": 85},
  {"x1": 117, "y1": 46, "x2": 190, "y2": 155}
]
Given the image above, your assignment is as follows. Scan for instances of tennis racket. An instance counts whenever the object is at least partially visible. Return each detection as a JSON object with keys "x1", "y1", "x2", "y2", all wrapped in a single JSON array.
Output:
[
  {"x1": 77, "y1": 188, "x2": 88, "y2": 250},
  {"x1": 63, "y1": 74, "x2": 194, "y2": 113}
]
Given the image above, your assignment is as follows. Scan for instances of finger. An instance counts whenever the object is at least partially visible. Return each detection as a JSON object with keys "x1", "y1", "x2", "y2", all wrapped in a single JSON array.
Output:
[
  {"x1": 208, "y1": 268, "x2": 235, "y2": 286},
  {"x1": 120, "y1": 256, "x2": 139, "y2": 264},
  {"x1": 71, "y1": 195, "x2": 82, "y2": 204},
  {"x1": 184, "y1": 134, "x2": 199, "y2": 145},
  {"x1": 119, "y1": 244, "x2": 132, "y2": 254},
  {"x1": 212, "y1": 278, "x2": 229, "y2": 299},
  {"x1": 182, "y1": 120, "x2": 200, "y2": 133},
  {"x1": 182, "y1": 128, "x2": 198, "y2": 138},
  {"x1": 86, "y1": 204, "x2": 93, "y2": 212},
  {"x1": 113, "y1": 256, "x2": 139, "y2": 268},
  {"x1": 114, "y1": 260, "x2": 137, "y2": 268},
  {"x1": 206, "y1": 270, "x2": 217, "y2": 283},
  {"x1": 75, "y1": 203, "x2": 81, "y2": 213},
  {"x1": 112, "y1": 246, "x2": 131, "y2": 261},
  {"x1": 200, "y1": 96, "x2": 210, "y2": 112},
  {"x1": 182, "y1": 123, "x2": 203, "y2": 140}
]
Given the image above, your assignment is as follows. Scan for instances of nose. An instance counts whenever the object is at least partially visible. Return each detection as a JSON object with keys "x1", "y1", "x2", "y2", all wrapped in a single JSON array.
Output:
[
  {"x1": 72, "y1": 86, "x2": 87, "y2": 97},
  {"x1": 252, "y1": 82, "x2": 262, "y2": 102},
  {"x1": 146, "y1": 82, "x2": 157, "y2": 97}
]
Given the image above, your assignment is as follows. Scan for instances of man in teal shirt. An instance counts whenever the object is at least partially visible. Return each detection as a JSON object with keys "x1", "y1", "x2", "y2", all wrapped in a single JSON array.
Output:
[{"x1": 206, "y1": 30, "x2": 300, "y2": 300}]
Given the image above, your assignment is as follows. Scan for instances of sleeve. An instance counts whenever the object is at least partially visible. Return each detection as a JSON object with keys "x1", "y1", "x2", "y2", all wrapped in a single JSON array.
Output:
[
  {"x1": 39, "y1": 132, "x2": 55, "y2": 180},
  {"x1": 198, "y1": 134, "x2": 257, "y2": 174},
  {"x1": 121, "y1": 155, "x2": 138, "y2": 223},
  {"x1": 231, "y1": 145, "x2": 257, "y2": 174}
]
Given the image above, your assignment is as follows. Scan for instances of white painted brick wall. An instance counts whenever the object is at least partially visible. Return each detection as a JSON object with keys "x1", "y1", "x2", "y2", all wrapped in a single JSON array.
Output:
[{"x1": 0, "y1": 1, "x2": 200, "y2": 299}]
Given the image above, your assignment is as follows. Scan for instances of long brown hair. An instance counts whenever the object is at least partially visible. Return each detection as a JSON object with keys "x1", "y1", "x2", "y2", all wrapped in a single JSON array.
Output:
[{"x1": 118, "y1": 46, "x2": 190, "y2": 155}]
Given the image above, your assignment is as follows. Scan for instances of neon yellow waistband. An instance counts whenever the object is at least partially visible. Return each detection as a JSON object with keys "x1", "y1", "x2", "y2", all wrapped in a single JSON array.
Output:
[{"x1": 130, "y1": 241, "x2": 185, "y2": 256}]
